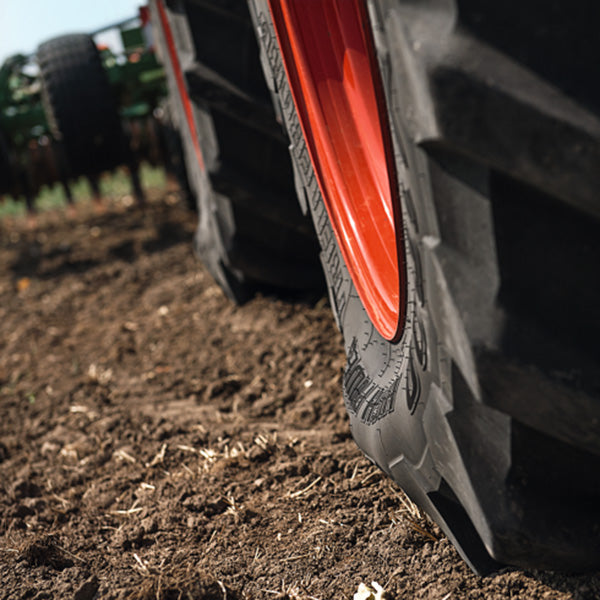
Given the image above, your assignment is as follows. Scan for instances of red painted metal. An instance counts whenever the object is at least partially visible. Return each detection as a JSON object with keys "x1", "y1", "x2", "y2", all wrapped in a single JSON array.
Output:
[
  {"x1": 156, "y1": 0, "x2": 204, "y2": 171},
  {"x1": 267, "y1": 0, "x2": 406, "y2": 341},
  {"x1": 139, "y1": 6, "x2": 150, "y2": 26}
]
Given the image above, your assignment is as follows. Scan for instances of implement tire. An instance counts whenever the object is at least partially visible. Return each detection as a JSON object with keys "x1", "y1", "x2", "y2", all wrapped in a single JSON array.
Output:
[
  {"x1": 0, "y1": 132, "x2": 12, "y2": 195},
  {"x1": 37, "y1": 34, "x2": 126, "y2": 179}
]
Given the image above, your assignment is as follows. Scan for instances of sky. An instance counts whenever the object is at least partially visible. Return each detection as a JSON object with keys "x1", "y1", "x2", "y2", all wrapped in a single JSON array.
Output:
[{"x1": 0, "y1": 0, "x2": 144, "y2": 64}]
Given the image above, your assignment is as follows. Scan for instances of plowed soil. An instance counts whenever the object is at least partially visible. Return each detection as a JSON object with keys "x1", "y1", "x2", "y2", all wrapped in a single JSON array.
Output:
[{"x1": 0, "y1": 189, "x2": 598, "y2": 599}]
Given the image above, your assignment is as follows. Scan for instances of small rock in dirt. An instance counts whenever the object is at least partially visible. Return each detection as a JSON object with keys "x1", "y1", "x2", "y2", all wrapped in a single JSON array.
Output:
[
  {"x1": 140, "y1": 516, "x2": 158, "y2": 534},
  {"x1": 82, "y1": 487, "x2": 115, "y2": 510},
  {"x1": 155, "y1": 422, "x2": 178, "y2": 440},
  {"x1": 247, "y1": 444, "x2": 270, "y2": 463},
  {"x1": 203, "y1": 498, "x2": 228, "y2": 517},
  {"x1": 112, "y1": 526, "x2": 144, "y2": 549},
  {"x1": 40, "y1": 441, "x2": 60, "y2": 456},
  {"x1": 181, "y1": 494, "x2": 201, "y2": 511},
  {"x1": 73, "y1": 576, "x2": 99, "y2": 600},
  {"x1": 312, "y1": 454, "x2": 338, "y2": 476},
  {"x1": 187, "y1": 514, "x2": 203, "y2": 530},
  {"x1": 112, "y1": 528, "x2": 130, "y2": 550},
  {"x1": 270, "y1": 460, "x2": 306, "y2": 480}
]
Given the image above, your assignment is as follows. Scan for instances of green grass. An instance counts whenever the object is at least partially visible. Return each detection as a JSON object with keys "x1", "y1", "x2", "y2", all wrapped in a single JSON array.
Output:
[{"x1": 0, "y1": 164, "x2": 167, "y2": 218}]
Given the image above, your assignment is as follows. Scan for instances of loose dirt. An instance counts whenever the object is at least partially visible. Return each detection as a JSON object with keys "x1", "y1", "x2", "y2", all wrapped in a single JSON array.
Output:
[{"x1": 0, "y1": 189, "x2": 598, "y2": 599}]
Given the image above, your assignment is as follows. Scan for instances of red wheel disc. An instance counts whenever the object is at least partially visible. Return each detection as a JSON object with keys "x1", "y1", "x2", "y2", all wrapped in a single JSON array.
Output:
[{"x1": 268, "y1": 0, "x2": 406, "y2": 341}]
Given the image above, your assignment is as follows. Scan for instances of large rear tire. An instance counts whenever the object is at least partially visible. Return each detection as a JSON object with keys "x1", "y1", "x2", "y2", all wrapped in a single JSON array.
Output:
[
  {"x1": 246, "y1": 0, "x2": 600, "y2": 574},
  {"x1": 150, "y1": 0, "x2": 322, "y2": 302}
]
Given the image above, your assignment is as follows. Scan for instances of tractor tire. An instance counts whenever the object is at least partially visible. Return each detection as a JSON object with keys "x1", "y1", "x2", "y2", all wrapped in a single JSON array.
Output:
[
  {"x1": 150, "y1": 0, "x2": 322, "y2": 302},
  {"x1": 37, "y1": 34, "x2": 126, "y2": 179},
  {"x1": 156, "y1": 100, "x2": 195, "y2": 211},
  {"x1": 246, "y1": 0, "x2": 600, "y2": 574}
]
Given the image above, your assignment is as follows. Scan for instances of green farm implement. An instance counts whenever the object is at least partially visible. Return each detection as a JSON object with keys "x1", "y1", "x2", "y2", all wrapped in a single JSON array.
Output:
[{"x1": 0, "y1": 7, "x2": 173, "y2": 212}]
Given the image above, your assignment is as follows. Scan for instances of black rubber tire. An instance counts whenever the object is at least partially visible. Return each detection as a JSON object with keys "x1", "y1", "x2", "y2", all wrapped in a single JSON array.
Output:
[
  {"x1": 156, "y1": 100, "x2": 195, "y2": 210},
  {"x1": 246, "y1": 0, "x2": 600, "y2": 574},
  {"x1": 37, "y1": 34, "x2": 126, "y2": 179},
  {"x1": 0, "y1": 132, "x2": 12, "y2": 195},
  {"x1": 149, "y1": 0, "x2": 322, "y2": 302}
]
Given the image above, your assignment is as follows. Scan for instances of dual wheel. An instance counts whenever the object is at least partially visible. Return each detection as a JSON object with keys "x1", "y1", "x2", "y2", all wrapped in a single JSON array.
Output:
[{"x1": 152, "y1": 0, "x2": 600, "y2": 574}]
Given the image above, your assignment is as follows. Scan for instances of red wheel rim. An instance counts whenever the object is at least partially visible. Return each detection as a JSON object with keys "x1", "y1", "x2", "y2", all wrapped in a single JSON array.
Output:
[{"x1": 268, "y1": 0, "x2": 406, "y2": 341}]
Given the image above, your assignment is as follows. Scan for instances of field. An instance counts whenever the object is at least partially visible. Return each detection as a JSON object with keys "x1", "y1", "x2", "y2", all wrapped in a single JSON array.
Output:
[{"x1": 0, "y1": 183, "x2": 598, "y2": 599}]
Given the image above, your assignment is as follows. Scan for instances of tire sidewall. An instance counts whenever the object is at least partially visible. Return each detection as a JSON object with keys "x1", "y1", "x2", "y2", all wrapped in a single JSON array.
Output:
[{"x1": 246, "y1": 0, "x2": 449, "y2": 478}]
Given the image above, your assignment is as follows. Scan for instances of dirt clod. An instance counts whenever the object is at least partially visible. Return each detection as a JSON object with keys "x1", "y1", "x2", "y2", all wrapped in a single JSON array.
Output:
[
  {"x1": 128, "y1": 567, "x2": 236, "y2": 600},
  {"x1": 73, "y1": 576, "x2": 99, "y2": 600},
  {"x1": 19, "y1": 535, "x2": 74, "y2": 570}
]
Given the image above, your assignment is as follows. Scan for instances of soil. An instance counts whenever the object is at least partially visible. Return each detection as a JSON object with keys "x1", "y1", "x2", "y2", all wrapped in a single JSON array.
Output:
[{"x1": 0, "y1": 188, "x2": 598, "y2": 599}]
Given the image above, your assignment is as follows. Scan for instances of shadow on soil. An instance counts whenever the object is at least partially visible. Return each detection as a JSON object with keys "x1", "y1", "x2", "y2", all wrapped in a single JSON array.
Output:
[{"x1": 6, "y1": 202, "x2": 194, "y2": 283}]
